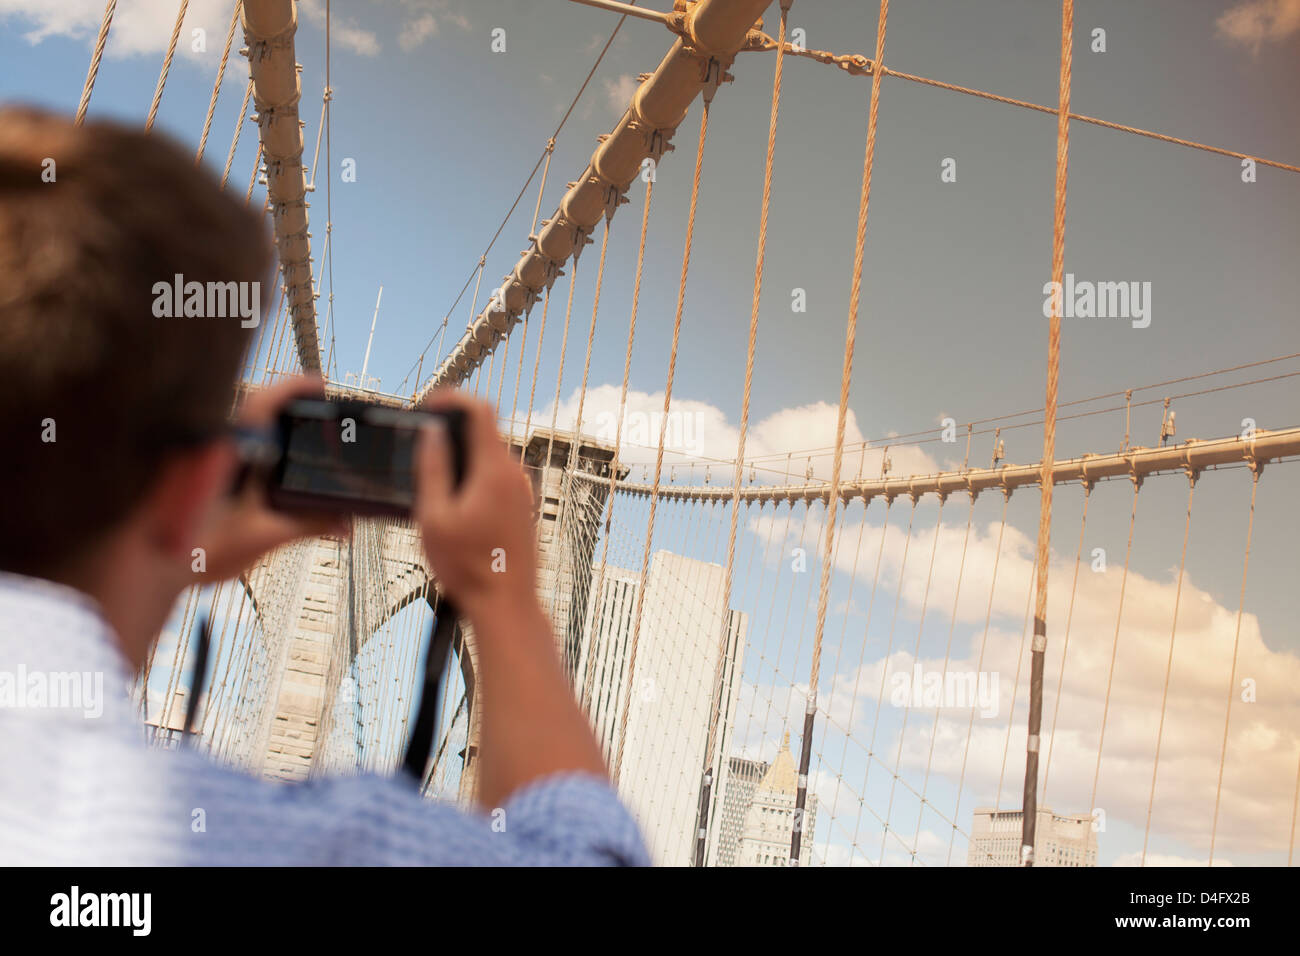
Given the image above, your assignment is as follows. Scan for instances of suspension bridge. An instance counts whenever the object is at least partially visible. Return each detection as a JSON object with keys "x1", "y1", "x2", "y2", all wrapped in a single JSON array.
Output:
[{"x1": 43, "y1": 0, "x2": 1300, "y2": 867}]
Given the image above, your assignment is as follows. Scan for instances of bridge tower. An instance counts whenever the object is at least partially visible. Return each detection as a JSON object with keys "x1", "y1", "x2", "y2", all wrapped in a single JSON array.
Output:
[{"x1": 241, "y1": 424, "x2": 622, "y2": 796}]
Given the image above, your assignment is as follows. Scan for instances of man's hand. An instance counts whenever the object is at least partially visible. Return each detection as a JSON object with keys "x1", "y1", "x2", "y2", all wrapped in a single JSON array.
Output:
[
  {"x1": 412, "y1": 389, "x2": 609, "y2": 806},
  {"x1": 194, "y1": 376, "x2": 347, "y2": 582},
  {"x1": 413, "y1": 389, "x2": 538, "y2": 621}
]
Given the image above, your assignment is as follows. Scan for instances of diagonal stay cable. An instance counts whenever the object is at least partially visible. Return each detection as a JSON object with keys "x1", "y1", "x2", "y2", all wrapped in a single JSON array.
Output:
[{"x1": 398, "y1": 1, "x2": 642, "y2": 395}]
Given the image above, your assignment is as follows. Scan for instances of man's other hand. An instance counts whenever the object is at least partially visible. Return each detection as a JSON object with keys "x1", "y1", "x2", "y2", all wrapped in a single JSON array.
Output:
[{"x1": 413, "y1": 390, "x2": 538, "y2": 621}]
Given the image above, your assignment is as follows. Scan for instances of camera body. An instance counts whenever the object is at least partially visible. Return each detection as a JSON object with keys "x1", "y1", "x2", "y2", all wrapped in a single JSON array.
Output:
[
  {"x1": 231, "y1": 395, "x2": 470, "y2": 781},
  {"x1": 255, "y1": 397, "x2": 467, "y2": 517}
]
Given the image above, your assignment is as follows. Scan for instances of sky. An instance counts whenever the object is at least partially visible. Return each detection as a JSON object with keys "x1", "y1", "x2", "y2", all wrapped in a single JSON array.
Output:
[{"x1": 2, "y1": 0, "x2": 1298, "y2": 866}]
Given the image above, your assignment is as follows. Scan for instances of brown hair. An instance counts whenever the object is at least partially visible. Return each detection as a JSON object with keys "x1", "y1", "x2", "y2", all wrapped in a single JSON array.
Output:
[{"x1": 0, "y1": 107, "x2": 273, "y2": 576}]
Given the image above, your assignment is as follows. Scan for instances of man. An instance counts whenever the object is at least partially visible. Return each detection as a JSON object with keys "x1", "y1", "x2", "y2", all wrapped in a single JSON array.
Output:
[{"x1": 0, "y1": 107, "x2": 648, "y2": 865}]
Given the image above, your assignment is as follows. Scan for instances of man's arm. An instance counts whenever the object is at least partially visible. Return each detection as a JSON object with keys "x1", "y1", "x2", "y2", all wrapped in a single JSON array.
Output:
[
  {"x1": 413, "y1": 392, "x2": 608, "y2": 809},
  {"x1": 197, "y1": 380, "x2": 611, "y2": 808}
]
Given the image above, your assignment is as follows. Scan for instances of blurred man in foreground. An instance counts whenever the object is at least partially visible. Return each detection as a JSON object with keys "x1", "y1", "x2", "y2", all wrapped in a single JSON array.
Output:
[{"x1": 0, "y1": 107, "x2": 647, "y2": 865}]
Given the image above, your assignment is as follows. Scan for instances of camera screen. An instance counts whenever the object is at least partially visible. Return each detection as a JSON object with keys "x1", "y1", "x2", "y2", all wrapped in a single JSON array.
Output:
[{"x1": 278, "y1": 404, "x2": 426, "y2": 511}]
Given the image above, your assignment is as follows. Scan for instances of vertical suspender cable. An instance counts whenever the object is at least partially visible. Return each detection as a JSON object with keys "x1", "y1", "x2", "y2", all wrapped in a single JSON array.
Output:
[
  {"x1": 536, "y1": 261, "x2": 580, "y2": 538},
  {"x1": 197, "y1": 1, "x2": 243, "y2": 162},
  {"x1": 1040, "y1": 480, "x2": 1090, "y2": 802},
  {"x1": 146, "y1": 0, "x2": 191, "y2": 132},
  {"x1": 520, "y1": 287, "x2": 553, "y2": 464},
  {"x1": 911, "y1": 491, "x2": 974, "y2": 860},
  {"x1": 582, "y1": 178, "x2": 653, "y2": 714},
  {"x1": 1088, "y1": 478, "x2": 1139, "y2": 830},
  {"x1": 694, "y1": 0, "x2": 792, "y2": 867},
  {"x1": 75, "y1": 1, "x2": 118, "y2": 126},
  {"x1": 323, "y1": 0, "x2": 337, "y2": 381},
  {"x1": 793, "y1": 0, "x2": 890, "y2": 867},
  {"x1": 245, "y1": 141, "x2": 262, "y2": 204},
  {"x1": 507, "y1": 143, "x2": 555, "y2": 443},
  {"x1": 221, "y1": 79, "x2": 254, "y2": 188},
  {"x1": 613, "y1": 100, "x2": 713, "y2": 786},
  {"x1": 947, "y1": 490, "x2": 1008, "y2": 865},
  {"x1": 1209, "y1": 466, "x2": 1261, "y2": 864},
  {"x1": 1021, "y1": 0, "x2": 1073, "y2": 867},
  {"x1": 1141, "y1": 472, "x2": 1196, "y2": 865}
]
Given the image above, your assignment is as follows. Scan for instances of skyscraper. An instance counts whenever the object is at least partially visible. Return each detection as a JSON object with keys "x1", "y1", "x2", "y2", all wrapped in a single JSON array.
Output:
[
  {"x1": 577, "y1": 551, "x2": 747, "y2": 866},
  {"x1": 733, "y1": 732, "x2": 817, "y2": 867},
  {"x1": 715, "y1": 755, "x2": 768, "y2": 867}
]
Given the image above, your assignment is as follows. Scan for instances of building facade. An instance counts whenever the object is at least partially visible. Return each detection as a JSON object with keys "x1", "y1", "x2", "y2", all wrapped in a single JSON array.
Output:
[
  {"x1": 967, "y1": 806, "x2": 1099, "y2": 866},
  {"x1": 715, "y1": 756, "x2": 768, "y2": 867},
  {"x1": 577, "y1": 551, "x2": 747, "y2": 866},
  {"x1": 733, "y1": 733, "x2": 817, "y2": 867}
]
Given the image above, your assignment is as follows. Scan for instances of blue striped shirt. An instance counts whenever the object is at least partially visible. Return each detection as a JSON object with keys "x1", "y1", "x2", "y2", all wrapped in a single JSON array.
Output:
[{"x1": 0, "y1": 573, "x2": 649, "y2": 866}]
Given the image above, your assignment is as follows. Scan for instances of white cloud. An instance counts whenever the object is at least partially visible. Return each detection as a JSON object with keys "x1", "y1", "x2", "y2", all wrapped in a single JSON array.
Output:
[
  {"x1": 602, "y1": 73, "x2": 637, "y2": 118},
  {"x1": 834, "y1": 597, "x2": 862, "y2": 616},
  {"x1": 392, "y1": 0, "x2": 471, "y2": 35},
  {"x1": 299, "y1": 0, "x2": 380, "y2": 56},
  {"x1": 539, "y1": 388, "x2": 1298, "y2": 863},
  {"x1": 0, "y1": 0, "x2": 378, "y2": 93},
  {"x1": 525, "y1": 384, "x2": 941, "y2": 485},
  {"x1": 736, "y1": 499, "x2": 1300, "y2": 860},
  {"x1": 0, "y1": 0, "x2": 244, "y2": 65},
  {"x1": 1216, "y1": 0, "x2": 1300, "y2": 52},
  {"x1": 398, "y1": 12, "x2": 437, "y2": 52}
]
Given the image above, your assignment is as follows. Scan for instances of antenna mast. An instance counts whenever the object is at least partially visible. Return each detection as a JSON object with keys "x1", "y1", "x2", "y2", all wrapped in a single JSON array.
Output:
[{"x1": 359, "y1": 285, "x2": 383, "y2": 388}]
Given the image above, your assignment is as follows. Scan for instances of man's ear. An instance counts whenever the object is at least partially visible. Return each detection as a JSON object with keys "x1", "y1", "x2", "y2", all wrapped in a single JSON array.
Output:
[{"x1": 144, "y1": 441, "x2": 237, "y2": 564}]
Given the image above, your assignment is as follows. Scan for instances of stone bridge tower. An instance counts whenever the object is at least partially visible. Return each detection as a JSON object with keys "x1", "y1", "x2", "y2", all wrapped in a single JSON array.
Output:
[{"x1": 238, "y1": 410, "x2": 622, "y2": 799}]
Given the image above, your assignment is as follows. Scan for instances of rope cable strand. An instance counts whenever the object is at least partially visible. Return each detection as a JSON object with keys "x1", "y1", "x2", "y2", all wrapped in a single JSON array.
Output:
[
  {"x1": 1021, "y1": 0, "x2": 1072, "y2": 867},
  {"x1": 694, "y1": 0, "x2": 791, "y2": 868},
  {"x1": 582, "y1": 178, "x2": 654, "y2": 715},
  {"x1": 401, "y1": 1, "x2": 639, "y2": 393},
  {"x1": 146, "y1": 0, "x2": 191, "y2": 133},
  {"x1": 742, "y1": 34, "x2": 1300, "y2": 174},
  {"x1": 794, "y1": 0, "x2": 889, "y2": 867},
  {"x1": 196, "y1": 1, "x2": 243, "y2": 162},
  {"x1": 75, "y1": 0, "x2": 119, "y2": 126},
  {"x1": 612, "y1": 102, "x2": 711, "y2": 786},
  {"x1": 220, "y1": 79, "x2": 254, "y2": 189},
  {"x1": 1209, "y1": 467, "x2": 1261, "y2": 864}
]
